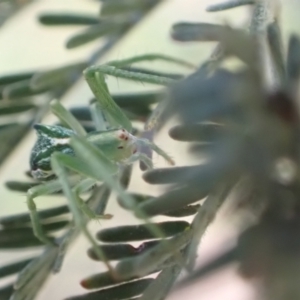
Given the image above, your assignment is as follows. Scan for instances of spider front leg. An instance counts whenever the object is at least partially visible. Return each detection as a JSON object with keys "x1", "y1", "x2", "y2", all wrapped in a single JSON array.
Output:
[
  {"x1": 126, "y1": 152, "x2": 154, "y2": 170},
  {"x1": 27, "y1": 174, "x2": 88, "y2": 245},
  {"x1": 84, "y1": 68, "x2": 132, "y2": 132},
  {"x1": 26, "y1": 174, "x2": 110, "y2": 246},
  {"x1": 136, "y1": 138, "x2": 175, "y2": 166},
  {"x1": 27, "y1": 178, "x2": 75, "y2": 245},
  {"x1": 89, "y1": 62, "x2": 165, "y2": 132},
  {"x1": 84, "y1": 63, "x2": 174, "y2": 132},
  {"x1": 84, "y1": 53, "x2": 194, "y2": 131}
]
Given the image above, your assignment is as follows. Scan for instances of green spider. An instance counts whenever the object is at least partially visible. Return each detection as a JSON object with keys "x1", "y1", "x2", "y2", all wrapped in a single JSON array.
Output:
[{"x1": 26, "y1": 53, "x2": 194, "y2": 273}]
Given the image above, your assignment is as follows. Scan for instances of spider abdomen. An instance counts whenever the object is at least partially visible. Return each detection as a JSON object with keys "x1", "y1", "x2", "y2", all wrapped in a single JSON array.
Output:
[{"x1": 30, "y1": 124, "x2": 75, "y2": 180}]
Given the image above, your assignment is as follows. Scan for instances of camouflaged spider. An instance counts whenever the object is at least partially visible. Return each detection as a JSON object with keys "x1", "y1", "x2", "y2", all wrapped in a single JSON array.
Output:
[{"x1": 26, "y1": 54, "x2": 192, "y2": 272}]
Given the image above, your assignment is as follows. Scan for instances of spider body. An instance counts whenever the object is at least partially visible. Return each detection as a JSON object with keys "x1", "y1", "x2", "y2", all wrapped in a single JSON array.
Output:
[
  {"x1": 25, "y1": 53, "x2": 192, "y2": 273},
  {"x1": 30, "y1": 124, "x2": 137, "y2": 180}
]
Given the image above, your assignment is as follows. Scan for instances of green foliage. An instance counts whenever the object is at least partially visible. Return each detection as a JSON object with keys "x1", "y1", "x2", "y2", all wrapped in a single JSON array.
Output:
[{"x1": 1, "y1": 1, "x2": 299, "y2": 300}]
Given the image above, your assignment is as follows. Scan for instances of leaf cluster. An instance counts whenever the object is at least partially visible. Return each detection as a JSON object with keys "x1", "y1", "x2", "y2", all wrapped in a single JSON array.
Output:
[{"x1": 1, "y1": 1, "x2": 299, "y2": 300}]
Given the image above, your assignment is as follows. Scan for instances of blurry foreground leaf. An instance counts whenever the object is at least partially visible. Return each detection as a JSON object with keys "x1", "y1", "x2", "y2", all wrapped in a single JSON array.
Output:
[
  {"x1": 30, "y1": 62, "x2": 87, "y2": 90},
  {"x1": 39, "y1": 13, "x2": 99, "y2": 26}
]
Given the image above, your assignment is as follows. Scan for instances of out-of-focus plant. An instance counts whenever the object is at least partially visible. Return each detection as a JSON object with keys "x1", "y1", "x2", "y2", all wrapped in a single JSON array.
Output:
[{"x1": 1, "y1": 0, "x2": 299, "y2": 300}]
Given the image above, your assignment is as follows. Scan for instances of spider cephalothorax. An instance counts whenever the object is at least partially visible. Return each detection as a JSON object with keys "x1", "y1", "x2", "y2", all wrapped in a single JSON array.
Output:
[{"x1": 30, "y1": 123, "x2": 173, "y2": 182}]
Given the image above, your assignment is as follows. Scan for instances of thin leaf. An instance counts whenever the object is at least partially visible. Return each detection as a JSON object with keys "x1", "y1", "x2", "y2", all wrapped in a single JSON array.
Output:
[
  {"x1": 113, "y1": 91, "x2": 162, "y2": 107},
  {"x1": 69, "y1": 106, "x2": 92, "y2": 122},
  {"x1": 39, "y1": 13, "x2": 99, "y2": 26},
  {"x1": 166, "y1": 69, "x2": 259, "y2": 127},
  {"x1": 140, "y1": 264, "x2": 182, "y2": 300},
  {"x1": 87, "y1": 241, "x2": 159, "y2": 261},
  {"x1": 91, "y1": 185, "x2": 111, "y2": 216},
  {"x1": 143, "y1": 165, "x2": 204, "y2": 185},
  {"x1": 169, "y1": 123, "x2": 225, "y2": 142},
  {"x1": 0, "y1": 103, "x2": 36, "y2": 115},
  {"x1": 39, "y1": 220, "x2": 70, "y2": 232},
  {"x1": 14, "y1": 247, "x2": 57, "y2": 289},
  {"x1": 0, "y1": 284, "x2": 13, "y2": 300},
  {"x1": 286, "y1": 35, "x2": 300, "y2": 88},
  {"x1": 30, "y1": 62, "x2": 87, "y2": 90},
  {"x1": 5, "y1": 180, "x2": 39, "y2": 193},
  {"x1": 136, "y1": 186, "x2": 204, "y2": 218},
  {"x1": 0, "y1": 205, "x2": 69, "y2": 227},
  {"x1": 171, "y1": 22, "x2": 228, "y2": 42},
  {"x1": 0, "y1": 228, "x2": 43, "y2": 248},
  {"x1": 65, "y1": 278, "x2": 153, "y2": 300},
  {"x1": 80, "y1": 270, "x2": 136, "y2": 290},
  {"x1": 2, "y1": 80, "x2": 48, "y2": 100},
  {"x1": 0, "y1": 123, "x2": 31, "y2": 165},
  {"x1": 97, "y1": 221, "x2": 189, "y2": 242},
  {"x1": 100, "y1": 0, "x2": 154, "y2": 16},
  {"x1": 81, "y1": 263, "x2": 162, "y2": 290},
  {"x1": 138, "y1": 160, "x2": 229, "y2": 217},
  {"x1": 0, "y1": 258, "x2": 33, "y2": 279},
  {"x1": 0, "y1": 72, "x2": 34, "y2": 85},
  {"x1": 206, "y1": 0, "x2": 254, "y2": 12},
  {"x1": 118, "y1": 165, "x2": 133, "y2": 190},
  {"x1": 162, "y1": 204, "x2": 200, "y2": 217},
  {"x1": 66, "y1": 23, "x2": 124, "y2": 49},
  {"x1": 11, "y1": 248, "x2": 58, "y2": 300},
  {"x1": 117, "y1": 193, "x2": 199, "y2": 217},
  {"x1": 0, "y1": 221, "x2": 65, "y2": 249},
  {"x1": 115, "y1": 230, "x2": 192, "y2": 279},
  {"x1": 93, "y1": 90, "x2": 161, "y2": 111},
  {"x1": 267, "y1": 22, "x2": 285, "y2": 84},
  {"x1": 171, "y1": 23, "x2": 255, "y2": 65}
]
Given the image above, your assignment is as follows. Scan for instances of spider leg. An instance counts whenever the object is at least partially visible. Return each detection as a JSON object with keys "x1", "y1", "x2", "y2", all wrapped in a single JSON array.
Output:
[
  {"x1": 107, "y1": 53, "x2": 196, "y2": 69},
  {"x1": 84, "y1": 67, "x2": 132, "y2": 131},
  {"x1": 126, "y1": 152, "x2": 153, "y2": 170},
  {"x1": 84, "y1": 53, "x2": 194, "y2": 131},
  {"x1": 27, "y1": 175, "x2": 80, "y2": 245},
  {"x1": 136, "y1": 138, "x2": 175, "y2": 166}
]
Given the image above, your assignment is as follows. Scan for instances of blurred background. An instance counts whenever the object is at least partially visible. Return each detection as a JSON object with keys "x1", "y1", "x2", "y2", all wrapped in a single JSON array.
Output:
[{"x1": 0, "y1": 0, "x2": 300, "y2": 299}]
